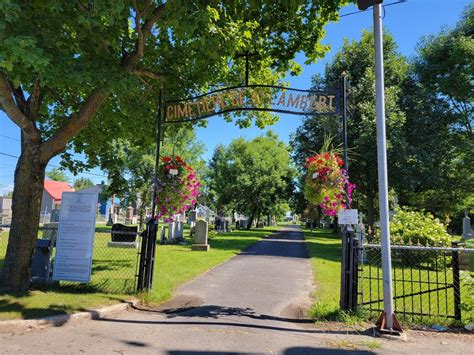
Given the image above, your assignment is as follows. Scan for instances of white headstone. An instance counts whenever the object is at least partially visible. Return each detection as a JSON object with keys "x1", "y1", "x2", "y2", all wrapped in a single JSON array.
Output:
[
  {"x1": 173, "y1": 221, "x2": 183, "y2": 239},
  {"x1": 168, "y1": 222, "x2": 175, "y2": 239}
]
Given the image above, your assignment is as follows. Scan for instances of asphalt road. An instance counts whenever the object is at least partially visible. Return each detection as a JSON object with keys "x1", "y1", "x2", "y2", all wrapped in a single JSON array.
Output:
[{"x1": 1, "y1": 225, "x2": 472, "y2": 354}]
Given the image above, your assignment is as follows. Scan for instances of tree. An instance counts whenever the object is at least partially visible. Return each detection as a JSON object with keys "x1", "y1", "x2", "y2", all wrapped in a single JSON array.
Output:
[
  {"x1": 399, "y1": 5, "x2": 474, "y2": 228},
  {"x1": 209, "y1": 131, "x2": 295, "y2": 229},
  {"x1": 73, "y1": 177, "x2": 94, "y2": 191},
  {"x1": 291, "y1": 30, "x2": 408, "y2": 226},
  {"x1": 413, "y1": 5, "x2": 473, "y2": 139},
  {"x1": 45, "y1": 168, "x2": 70, "y2": 182},
  {"x1": 0, "y1": 1, "x2": 348, "y2": 290},
  {"x1": 104, "y1": 127, "x2": 205, "y2": 228}
]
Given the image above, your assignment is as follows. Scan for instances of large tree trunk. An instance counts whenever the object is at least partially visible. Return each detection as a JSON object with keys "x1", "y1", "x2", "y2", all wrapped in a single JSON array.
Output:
[{"x1": 1, "y1": 143, "x2": 46, "y2": 291}]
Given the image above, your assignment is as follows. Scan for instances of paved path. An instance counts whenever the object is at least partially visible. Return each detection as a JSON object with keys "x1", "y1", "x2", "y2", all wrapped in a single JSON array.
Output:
[{"x1": 1, "y1": 225, "x2": 472, "y2": 354}]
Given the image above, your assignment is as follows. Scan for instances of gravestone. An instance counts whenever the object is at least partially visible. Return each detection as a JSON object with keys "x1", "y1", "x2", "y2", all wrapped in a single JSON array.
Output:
[
  {"x1": 462, "y1": 212, "x2": 472, "y2": 240},
  {"x1": 108, "y1": 223, "x2": 138, "y2": 248},
  {"x1": 50, "y1": 209, "x2": 60, "y2": 223},
  {"x1": 192, "y1": 220, "x2": 209, "y2": 251},
  {"x1": 160, "y1": 225, "x2": 166, "y2": 242},
  {"x1": 188, "y1": 211, "x2": 196, "y2": 229},
  {"x1": 173, "y1": 221, "x2": 184, "y2": 240},
  {"x1": 168, "y1": 222, "x2": 175, "y2": 240},
  {"x1": 125, "y1": 205, "x2": 134, "y2": 225},
  {"x1": 31, "y1": 239, "x2": 54, "y2": 282}
]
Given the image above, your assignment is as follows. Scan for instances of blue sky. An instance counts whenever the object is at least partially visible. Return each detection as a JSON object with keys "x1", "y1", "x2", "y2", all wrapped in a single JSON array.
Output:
[{"x1": 0, "y1": 0, "x2": 471, "y2": 194}]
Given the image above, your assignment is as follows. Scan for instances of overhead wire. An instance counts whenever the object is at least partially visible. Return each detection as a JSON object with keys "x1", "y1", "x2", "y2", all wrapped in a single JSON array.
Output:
[
  {"x1": 0, "y1": 152, "x2": 107, "y2": 178},
  {"x1": 339, "y1": 0, "x2": 407, "y2": 18}
]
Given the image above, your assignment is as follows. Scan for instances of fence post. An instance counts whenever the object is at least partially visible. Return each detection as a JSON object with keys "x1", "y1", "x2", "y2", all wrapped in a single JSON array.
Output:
[
  {"x1": 145, "y1": 220, "x2": 158, "y2": 291},
  {"x1": 137, "y1": 225, "x2": 149, "y2": 292},
  {"x1": 340, "y1": 226, "x2": 348, "y2": 309},
  {"x1": 451, "y1": 241, "x2": 461, "y2": 321}
]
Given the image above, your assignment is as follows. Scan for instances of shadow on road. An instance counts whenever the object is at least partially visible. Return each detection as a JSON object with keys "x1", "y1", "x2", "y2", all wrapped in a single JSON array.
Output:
[
  {"x1": 160, "y1": 304, "x2": 313, "y2": 324},
  {"x1": 167, "y1": 349, "x2": 374, "y2": 355},
  {"x1": 96, "y1": 312, "x2": 372, "y2": 337}
]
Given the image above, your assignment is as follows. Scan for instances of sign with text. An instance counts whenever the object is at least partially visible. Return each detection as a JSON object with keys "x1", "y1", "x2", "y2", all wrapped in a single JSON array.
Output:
[
  {"x1": 53, "y1": 191, "x2": 98, "y2": 283},
  {"x1": 165, "y1": 85, "x2": 339, "y2": 123},
  {"x1": 338, "y1": 209, "x2": 358, "y2": 225}
]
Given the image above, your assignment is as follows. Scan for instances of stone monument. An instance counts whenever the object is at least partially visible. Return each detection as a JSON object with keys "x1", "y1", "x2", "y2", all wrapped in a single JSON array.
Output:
[
  {"x1": 167, "y1": 222, "x2": 175, "y2": 240},
  {"x1": 192, "y1": 220, "x2": 210, "y2": 251},
  {"x1": 173, "y1": 221, "x2": 184, "y2": 240},
  {"x1": 125, "y1": 205, "x2": 134, "y2": 225},
  {"x1": 462, "y1": 212, "x2": 472, "y2": 240}
]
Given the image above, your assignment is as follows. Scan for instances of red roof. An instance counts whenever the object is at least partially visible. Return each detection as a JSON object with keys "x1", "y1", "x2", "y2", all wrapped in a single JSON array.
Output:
[{"x1": 44, "y1": 180, "x2": 74, "y2": 202}]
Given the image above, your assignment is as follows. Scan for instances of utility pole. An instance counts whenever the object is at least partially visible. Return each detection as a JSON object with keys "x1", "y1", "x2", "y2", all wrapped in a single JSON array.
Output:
[
  {"x1": 357, "y1": 0, "x2": 400, "y2": 332},
  {"x1": 373, "y1": 2, "x2": 396, "y2": 331}
]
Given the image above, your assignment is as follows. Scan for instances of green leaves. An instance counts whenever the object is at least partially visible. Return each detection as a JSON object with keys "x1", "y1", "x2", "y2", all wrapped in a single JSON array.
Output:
[
  {"x1": 208, "y1": 131, "x2": 295, "y2": 219},
  {"x1": 291, "y1": 30, "x2": 408, "y2": 225},
  {"x1": 386, "y1": 208, "x2": 451, "y2": 247}
]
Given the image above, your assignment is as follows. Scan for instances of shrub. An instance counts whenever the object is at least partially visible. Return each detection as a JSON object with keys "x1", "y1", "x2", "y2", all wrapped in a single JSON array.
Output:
[{"x1": 376, "y1": 208, "x2": 452, "y2": 246}]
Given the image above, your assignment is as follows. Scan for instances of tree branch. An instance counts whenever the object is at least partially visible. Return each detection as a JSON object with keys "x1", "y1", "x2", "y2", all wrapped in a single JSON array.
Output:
[
  {"x1": 132, "y1": 68, "x2": 165, "y2": 81},
  {"x1": 76, "y1": 0, "x2": 92, "y2": 13},
  {"x1": 122, "y1": 3, "x2": 166, "y2": 70},
  {"x1": 27, "y1": 77, "x2": 42, "y2": 117},
  {"x1": 40, "y1": 87, "x2": 109, "y2": 162},
  {"x1": 0, "y1": 73, "x2": 39, "y2": 137}
]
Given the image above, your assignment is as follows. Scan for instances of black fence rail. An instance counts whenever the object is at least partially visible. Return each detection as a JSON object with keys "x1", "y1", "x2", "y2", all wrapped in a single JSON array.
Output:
[
  {"x1": 0, "y1": 225, "x2": 142, "y2": 294},
  {"x1": 358, "y1": 242, "x2": 474, "y2": 324}
]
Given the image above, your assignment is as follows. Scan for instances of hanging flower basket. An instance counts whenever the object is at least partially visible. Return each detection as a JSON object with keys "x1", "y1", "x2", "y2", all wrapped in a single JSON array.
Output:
[
  {"x1": 156, "y1": 155, "x2": 201, "y2": 223},
  {"x1": 304, "y1": 149, "x2": 356, "y2": 217}
]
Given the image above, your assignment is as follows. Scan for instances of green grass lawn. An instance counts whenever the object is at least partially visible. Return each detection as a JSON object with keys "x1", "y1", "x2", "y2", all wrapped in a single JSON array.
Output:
[
  {"x1": 0, "y1": 225, "x2": 279, "y2": 320},
  {"x1": 302, "y1": 228, "x2": 343, "y2": 318}
]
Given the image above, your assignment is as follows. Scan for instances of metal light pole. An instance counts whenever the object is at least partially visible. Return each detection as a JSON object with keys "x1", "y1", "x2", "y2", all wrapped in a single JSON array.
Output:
[
  {"x1": 341, "y1": 72, "x2": 349, "y2": 174},
  {"x1": 373, "y1": 3, "x2": 395, "y2": 331}
]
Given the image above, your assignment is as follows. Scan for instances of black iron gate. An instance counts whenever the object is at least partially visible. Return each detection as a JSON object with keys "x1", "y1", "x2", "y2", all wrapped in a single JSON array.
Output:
[
  {"x1": 356, "y1": 241, "x2": 469, "y2": 322},
  {"x1": 340, "y1": 226, "x2": 359, "y2": 310}
]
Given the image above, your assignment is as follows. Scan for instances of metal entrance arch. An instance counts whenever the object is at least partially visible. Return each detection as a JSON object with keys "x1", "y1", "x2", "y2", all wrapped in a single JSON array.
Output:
[{"x1": 137, "y1": 80, "x2": 347, "y2": 292}]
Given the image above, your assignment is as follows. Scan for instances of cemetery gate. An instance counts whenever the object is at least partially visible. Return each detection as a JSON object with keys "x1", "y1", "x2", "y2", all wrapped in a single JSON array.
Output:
[{"x1": 137, "y1": 76, "x2": 349, "y2": 292}]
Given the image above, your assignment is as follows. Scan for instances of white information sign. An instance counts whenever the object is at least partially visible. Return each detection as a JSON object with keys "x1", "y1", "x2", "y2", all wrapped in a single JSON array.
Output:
[
  {"x1": 338, "y1": 209, "x2": 358, "y2": 225},
  {"x1": 53, "y1": 191, "x2": 98, "y2": 282}
]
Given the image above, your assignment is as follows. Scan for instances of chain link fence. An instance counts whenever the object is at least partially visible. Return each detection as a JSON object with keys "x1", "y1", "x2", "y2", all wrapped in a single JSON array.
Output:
[
  {"x1": 0, "y1": 225, "x2": 141, "y2": 294},
  {"x1": 358, "y1": 242, "x2": 474, "y2": 324}
]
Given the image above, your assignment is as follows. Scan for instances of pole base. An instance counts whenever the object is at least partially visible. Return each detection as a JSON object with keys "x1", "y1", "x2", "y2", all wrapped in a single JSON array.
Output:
[{"x1": 376, "y1": 311, "x2": 403, "y2": 335}]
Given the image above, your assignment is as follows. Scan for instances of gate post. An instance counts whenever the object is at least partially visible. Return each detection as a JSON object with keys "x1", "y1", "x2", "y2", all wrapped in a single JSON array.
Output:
[
  {"x1": 137, "y1": 220, "x2": 158, "y2": 292},
  {"x1": 452, "y1": 241, "x2": 462, "y2": 321},
  {"x1": 145, "y1": 220, "x2": 158, "y2": 291},
  {"x1": 136, "y1": 227, "x2": 148, "y2": 292},
  {"x1": 340, "y1": 226, "x2": 357, "y2": 310}
]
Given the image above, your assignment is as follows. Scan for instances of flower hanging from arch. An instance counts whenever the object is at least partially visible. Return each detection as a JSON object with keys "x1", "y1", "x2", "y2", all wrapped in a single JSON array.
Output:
[
  {"x1": 156, "y1": 155, "x2": 201, "y2": 223},
  {"x1": 304, "y1": 149, "x2": 356, "y2": 217}
]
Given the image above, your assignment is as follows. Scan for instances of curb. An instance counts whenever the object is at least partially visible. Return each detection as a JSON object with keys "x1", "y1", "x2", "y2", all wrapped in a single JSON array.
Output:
[{"x1": 0, "y1": 299, "x2": 139, "y2": 334}]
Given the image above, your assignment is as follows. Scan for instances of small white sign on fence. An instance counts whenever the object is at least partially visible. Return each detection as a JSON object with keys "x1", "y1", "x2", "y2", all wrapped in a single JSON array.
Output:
[
  {"x1": 338, "y1": 209, "x2": 358, "y2": 225},
  {"x1": 53, "y1": 191, "x2": 98, "y2": 283}
]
